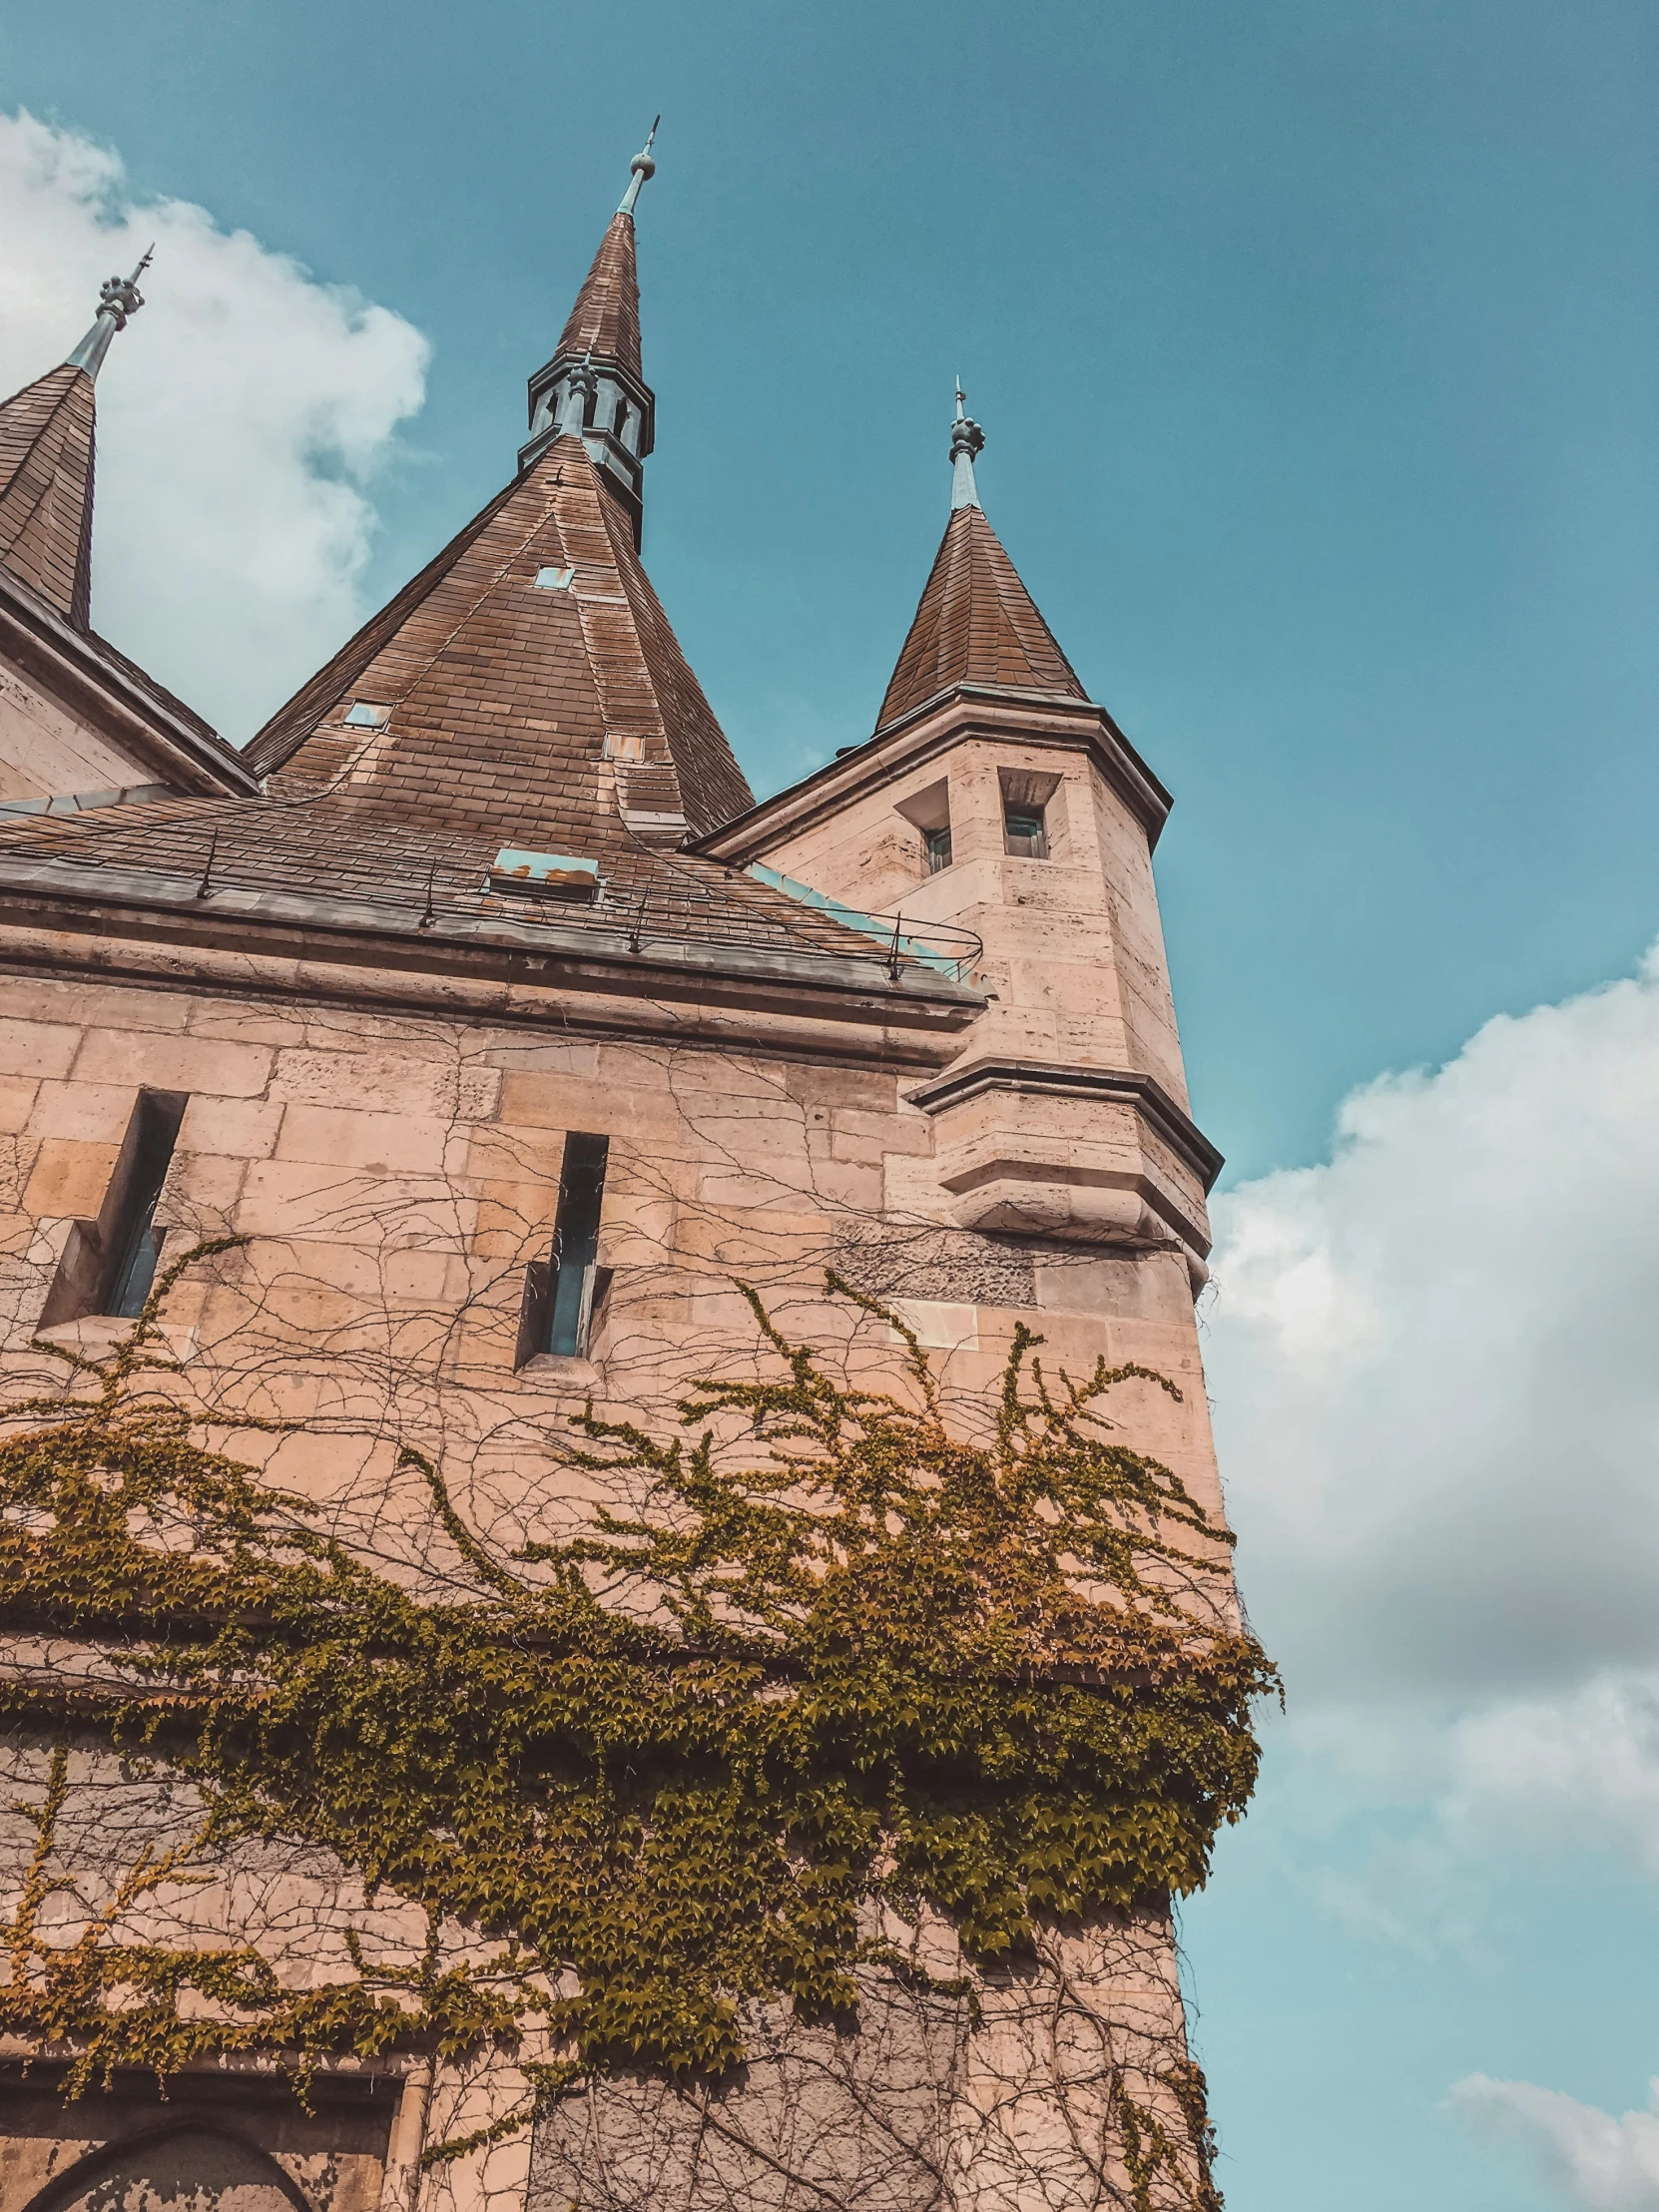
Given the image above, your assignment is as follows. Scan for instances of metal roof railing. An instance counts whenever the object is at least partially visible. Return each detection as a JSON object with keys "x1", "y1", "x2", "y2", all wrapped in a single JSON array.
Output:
[{"x1": 744, "y1": 863, "x2": 982, "y2": 983}]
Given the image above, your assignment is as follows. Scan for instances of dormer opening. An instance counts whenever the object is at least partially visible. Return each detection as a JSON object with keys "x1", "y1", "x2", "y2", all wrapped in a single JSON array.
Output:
[
  {"x1": 894, "y1": 778, "x2": 953, "y2": 881},
  {"x1": 998, "y1": 767, "x2": 1064, "y2": 861}
]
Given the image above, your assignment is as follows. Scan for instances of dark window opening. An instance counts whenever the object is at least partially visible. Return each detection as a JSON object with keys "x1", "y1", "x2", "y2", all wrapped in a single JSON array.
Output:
[
  {"x1": 924, "y1": 825, "x2": 953, "y2": 874},
  {"x1": 39, "y1": 1088, "x2": 189, "y2": 1330},
  {"x1": 614, "y1": 398, "x2": 631, "y2": 444},
  {"x1": 1003, "y1": 806, "x2": 1048, "y2": 859},
  {"x1": 105, "y1": 1090, "x2": 187, "y2": 1315},
  {"x1": 517, "y1": 1133, "x2": 610, "y2": 1365}
]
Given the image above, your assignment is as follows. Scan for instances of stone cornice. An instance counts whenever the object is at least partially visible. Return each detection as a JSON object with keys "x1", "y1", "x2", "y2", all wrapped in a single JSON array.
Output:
[
  {"x1": 0, "y1": 855, "x2": 983, "y2": 1059},
  {"x1": 696, "y1": 686, "x2": 1175, "y2": 862},
  {"x1": 906, "y1": 1058, "x2": 1224, "y2": 1193}
]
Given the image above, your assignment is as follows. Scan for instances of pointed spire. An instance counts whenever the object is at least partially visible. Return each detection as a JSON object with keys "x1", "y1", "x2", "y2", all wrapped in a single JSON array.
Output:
[
  {"x1": 64, "y1": 249, "x2": 154, "y2": 381},
  {"x1": 618, "y1": 117, "x2": 659, "y2": 217},
  {"x1": 874, "y1": 391, "x2": 1087, "y2": 733},
  {"x1": 950, "y1": 381, "x2": 984, "y2": 510},
  {"x1": 522, "y1": 131, "x2": 662, "y2": 546}
]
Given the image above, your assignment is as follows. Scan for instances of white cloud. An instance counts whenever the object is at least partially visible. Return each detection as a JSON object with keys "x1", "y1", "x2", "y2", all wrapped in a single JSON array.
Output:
[
  {"x1": 0, "y1": 109, "x2": 429, "y2": 741},
  {"x1": 1449, "y1": 2075, "x2": 1659, "y2": 2211},
  {"x1": 1204, "y1": 940, "x2": 1659, "y2": 1874}
]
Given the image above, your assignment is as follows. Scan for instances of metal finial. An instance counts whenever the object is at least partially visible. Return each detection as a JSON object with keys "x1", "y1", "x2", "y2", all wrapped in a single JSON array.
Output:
[
  {"x1": 949, "y1": 381, "x2": 984, "y2": 511},
  {"x1": 65, "y1": 244, "x2": 155, "y2": 379},
  {"x1": 618, "y1": 117, "x2": 661, "y2": 216}
]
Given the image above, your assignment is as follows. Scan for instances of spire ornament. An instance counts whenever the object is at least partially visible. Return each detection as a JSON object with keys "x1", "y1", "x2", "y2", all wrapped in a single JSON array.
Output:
[
  {"x1": 65, "y1": 248, "x2": 154, "y2": 380},
  {"x1": 949, "y1": 381, "x2": 984, "y2": 511},
  {"x1": 617, "y1": 118, "x2": 660, "y2": 217},
  {"x1": 558, "y1": 352, "x2": 599, "y2": 439}
]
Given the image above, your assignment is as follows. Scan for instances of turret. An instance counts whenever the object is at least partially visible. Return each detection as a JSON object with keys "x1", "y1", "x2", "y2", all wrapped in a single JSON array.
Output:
[{"x1": 696, "y1": 389, "x2": 1223, "y2": 1290}]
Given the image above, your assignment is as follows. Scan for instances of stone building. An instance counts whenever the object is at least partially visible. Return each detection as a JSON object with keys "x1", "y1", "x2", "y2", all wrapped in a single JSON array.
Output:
[{"x1": 0, "y1": 137, "x2": 1252, "y2": 2212}]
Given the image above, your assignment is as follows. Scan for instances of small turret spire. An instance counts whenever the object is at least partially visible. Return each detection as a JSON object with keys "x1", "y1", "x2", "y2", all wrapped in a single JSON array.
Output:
[
  {"x1": 950, "y1": 381, "x2": 985, "y2": 511},
  {"x1": 65, "y1": 248, "x2": 154, "y2": 381},
  {"x1": 617, "y1": 118, "x2": 660, "y2": 217}
]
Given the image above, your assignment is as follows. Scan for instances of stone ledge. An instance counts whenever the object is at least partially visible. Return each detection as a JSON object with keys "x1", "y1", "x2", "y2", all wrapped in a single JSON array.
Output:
[{"x1": 904, "y1": 1059, "x2": 1224, "y2": 1193}]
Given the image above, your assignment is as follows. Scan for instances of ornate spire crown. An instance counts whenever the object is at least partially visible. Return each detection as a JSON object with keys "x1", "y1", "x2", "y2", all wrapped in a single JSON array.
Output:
[
  {"x1": 65, "y1": 249, "x2": 154, "y2": 381},
  {"x1": 617, "y1": 118, "x2": 659, "y2": 216},
  {"x1": 950, "y1": 381, "x2": 984, "y2": 510}
]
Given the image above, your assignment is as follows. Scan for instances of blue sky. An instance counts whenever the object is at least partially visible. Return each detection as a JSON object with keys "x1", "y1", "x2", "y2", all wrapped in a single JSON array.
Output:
[{"x1": 3, "y1": 4, "x2": 1659, "y2": 2206}]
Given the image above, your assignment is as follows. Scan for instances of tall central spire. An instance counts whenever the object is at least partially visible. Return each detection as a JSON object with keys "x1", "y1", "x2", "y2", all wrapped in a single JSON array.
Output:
[{"x1": 520, "y1": 126, "x2": 660, "y2": 547}]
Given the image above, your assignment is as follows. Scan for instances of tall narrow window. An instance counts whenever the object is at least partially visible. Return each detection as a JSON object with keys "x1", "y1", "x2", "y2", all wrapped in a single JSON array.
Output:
[
  {"x1": 924, "y1": 825, "x2": 953, "y2": 874},
  {"x1": 38, "y1": 1088, "x2": 189, "y2": 1330},
  {"x1": 1003, "y1": 804, "x2": 1048, "y2": 859},
  {"x1": 105, "y1": 1090, "x2": 188, "y2": 1316},
  {"x1": 521, "y1": 1132, "x2": 610, "y2": 1361}
]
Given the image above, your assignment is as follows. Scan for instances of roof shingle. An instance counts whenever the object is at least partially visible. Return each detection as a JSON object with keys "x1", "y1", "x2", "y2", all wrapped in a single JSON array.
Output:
[
  {"x1": 0, "y1": 363, "x2": 96, "y2": 628},
  {"x1": 555, "y1": 213, "x2": 643, "y2": 381},
  {"x1": 876, "y1": 503, "x2": 1087, "y2": 732}
]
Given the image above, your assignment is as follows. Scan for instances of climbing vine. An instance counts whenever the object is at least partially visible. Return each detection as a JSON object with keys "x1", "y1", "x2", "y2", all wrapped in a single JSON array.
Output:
[{"x1": 0, "y1": 1242, "x2": 1275, "y2": 2191}]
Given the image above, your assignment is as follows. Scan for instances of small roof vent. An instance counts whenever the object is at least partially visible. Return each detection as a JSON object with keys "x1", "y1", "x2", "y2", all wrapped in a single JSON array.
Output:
[
  {"x1": 342, "y1": 701, "x2": 391, "y2": 728},
  {"x1": 534, "y1": 566, "x2": 575, "y2": 591},
  {"x1": 490, "y1": 846, "x2": 600, "y2": 902}
]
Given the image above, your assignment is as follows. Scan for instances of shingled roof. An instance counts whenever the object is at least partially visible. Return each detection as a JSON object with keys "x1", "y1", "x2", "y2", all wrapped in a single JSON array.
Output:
[
  {"x1": 875, "y1": 500, "x2": 1087, "y2": 734},
  {"x1": 0, "y1": 362, "x2": 97, "y2": 629},
  {"x1": 246, "y1": 432, "x2": 753, "y2": 838},
  {"x1": 555, "y1": 213, "x2": 643, "y2": 383}
]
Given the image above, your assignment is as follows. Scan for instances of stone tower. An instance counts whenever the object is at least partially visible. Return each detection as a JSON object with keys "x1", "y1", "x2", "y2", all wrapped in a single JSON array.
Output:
[{"x1": 0, "y1": 145, "x2": 1255, "y2": 2212}]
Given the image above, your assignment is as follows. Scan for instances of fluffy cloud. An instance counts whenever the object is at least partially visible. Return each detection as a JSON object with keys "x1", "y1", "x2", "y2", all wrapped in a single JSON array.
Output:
[
  {"x1": 1202, "y1": 940, "x2": 1659, "y2": 1894},
  {"x1": 1206, "y1": 939, "x2": 1659, "y2": 1724},
  {"x1": 1200, "y1": 949, "x2": 1659, "y2": 2163},
  {"x1": 1449, "y1": 2075, "x2": 1659, "y2": 2211},
  {"x1": 0, "y1": 110, "x2": 428, "y2": 741}
]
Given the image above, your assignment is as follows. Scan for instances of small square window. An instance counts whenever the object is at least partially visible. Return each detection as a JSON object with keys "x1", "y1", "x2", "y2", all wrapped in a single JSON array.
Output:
[
  {"x1": 1003, "y1": 807, "x2": 1048, "y2": 860},
  {"x1": 534, "y1": 566, "x2": 575, "y2": 591},
  {"x1": 342, "y1": 702, "x2": 390, "y2": 729},
  {"x1": 925, "y1": 826, "x2": 953, "y2": 873}
]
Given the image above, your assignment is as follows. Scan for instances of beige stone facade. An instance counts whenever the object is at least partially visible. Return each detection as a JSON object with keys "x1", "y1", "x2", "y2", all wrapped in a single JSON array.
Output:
[{"x1": 0, "y1": 174, "x2": 1247, "y2": 2212}]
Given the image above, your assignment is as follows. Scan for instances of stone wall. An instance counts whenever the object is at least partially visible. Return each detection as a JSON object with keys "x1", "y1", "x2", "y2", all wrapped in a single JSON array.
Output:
[{"x1": 0, "y1": 936, "x2": 1233, "y2": 2212}]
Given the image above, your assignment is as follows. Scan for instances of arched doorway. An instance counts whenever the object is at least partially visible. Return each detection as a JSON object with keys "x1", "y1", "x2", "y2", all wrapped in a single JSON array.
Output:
[{"x1": 23, "y1": 2124, "x2": 309, "y2": 2212}]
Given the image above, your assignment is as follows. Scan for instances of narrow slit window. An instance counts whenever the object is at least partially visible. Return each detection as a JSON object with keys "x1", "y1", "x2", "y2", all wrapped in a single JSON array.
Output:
[
  {"x1": 545, "y1": 1133, "x2": 610, "y2": 1358},
  {"x1": 1003, "y1": 805, "x2": 1048, "y2": 859},
  {"x1": 105, "y1": 1091, "x2": 189, "y2": 1316},
  {"x1": 40, "y1": 1088, "x2": 191, "y2": 1331},
  {"x1": 924, "y1": 825, "x2": 953, "y2": 874}
]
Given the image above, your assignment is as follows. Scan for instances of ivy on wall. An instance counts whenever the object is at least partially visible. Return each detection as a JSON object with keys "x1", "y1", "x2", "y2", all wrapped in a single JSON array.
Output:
[{"x1": 0, "y1": 1246, "x2": 1276, "y2": 2181}]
